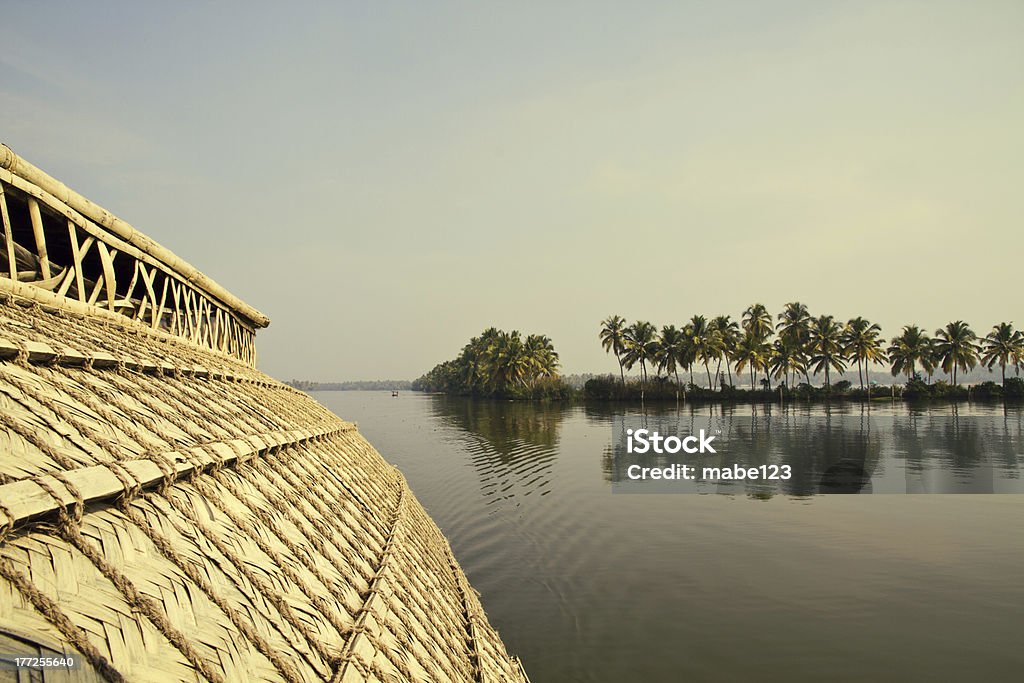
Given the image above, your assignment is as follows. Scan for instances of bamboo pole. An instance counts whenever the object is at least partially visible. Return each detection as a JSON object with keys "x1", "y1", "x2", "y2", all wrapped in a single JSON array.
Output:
[
  {"x1": 96, "y1": 241, "x2": 117, "y2": 310},
  {"x1": 55, "y1": 260, "x2": 77, "y2": 298},
  {"x1": 211, "y1": 306, "x2": 219, "y2": 350},
  {"x1": 0, "y1": 144, "x2": 269, "y2": 328},
  {"x1": 183, "y1": 287, "x2": 195, "y2": 340},
  {"x1": 0, "y1": 185, "x2": 16, "y2": 279},
  {"x1": 27, "y1": 196, "x2": 51, "y2": 279},
  {"x1": 27, "y1": 267, "x2": 66, "y2": 292},
  {"x1": 140, "y1": 263, "x2": 159, "y2": 328},
  {"x1": 169, "y1": 279, "x2": 180, "y2": 335},
  {"x1": 217, "y1": 308, "x2": 227, "y2": 351},
  {"x1": 231, "y1": 319, "x2": 240, "y2": 357},
  {"x1": 155, "y1": 275, "x2": 169, "y2": 330},
  {"x1": 190, "y1": 291, "x2": 200, "y2": 343},
  {"x1": 196, "y1": 296, "x2": 206, "y2": 344},
  {"x1": 135, "y1": 288, "x2": 149, "y2": 323},
  {"x1": 201, "y1": 298, "x2": 212, "y2": 347},
  {"x1": 67, "y1": 220, "x2": 86, "y2": 302},
  {"x1": 123, "y1": 258, "x2": 140, "y2": 304},
  {"x1": 87, "y1": 273, "x2": 105, "y2": 305}
]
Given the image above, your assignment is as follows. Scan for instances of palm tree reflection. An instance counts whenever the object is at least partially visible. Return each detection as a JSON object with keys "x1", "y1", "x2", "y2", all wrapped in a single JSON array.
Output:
[
  {"x1": 430, "y1": 396, "x2": 566, "y2": 503},
  {"x1": 599, "y1": 403, "x2": 1022, "y2": 494}
]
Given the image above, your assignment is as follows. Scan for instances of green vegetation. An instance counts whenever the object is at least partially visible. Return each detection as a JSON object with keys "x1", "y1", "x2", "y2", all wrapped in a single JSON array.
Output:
[
  {"x1": 593, "y1": 305, "x2": 1024, "y2": 403},
  {"x1": 410, "y1": 309, "x2": 1024, "y2": 404},
  {"x1": 412, "y1": 328, "x2": 572, "y2": 399}
]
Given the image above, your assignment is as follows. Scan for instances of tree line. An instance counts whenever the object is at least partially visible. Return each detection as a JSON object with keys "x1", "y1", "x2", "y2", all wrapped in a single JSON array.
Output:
[
  {"x1": 412, "y1": 328, "x2": 571, "y2": 398},
  {"x1": 598, "y1": 303, "x2": 1024, "y2": 398}
]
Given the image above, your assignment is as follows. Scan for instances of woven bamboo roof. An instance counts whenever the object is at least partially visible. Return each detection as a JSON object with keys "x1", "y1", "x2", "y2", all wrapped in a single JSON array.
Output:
[{"x1": 0, "y1": 153, "x2": 530, "y2": 682}]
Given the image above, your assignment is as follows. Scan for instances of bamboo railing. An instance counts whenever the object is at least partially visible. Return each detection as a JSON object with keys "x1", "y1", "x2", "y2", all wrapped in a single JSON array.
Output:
[{"x1": 0, "y1": 144, "x2": 268, "y2": 367}]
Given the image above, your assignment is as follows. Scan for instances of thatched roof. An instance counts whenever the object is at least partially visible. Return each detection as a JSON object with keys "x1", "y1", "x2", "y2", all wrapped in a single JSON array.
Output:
[{"x1": 0, "y1": 149, "x2": 529, "y2": 682}]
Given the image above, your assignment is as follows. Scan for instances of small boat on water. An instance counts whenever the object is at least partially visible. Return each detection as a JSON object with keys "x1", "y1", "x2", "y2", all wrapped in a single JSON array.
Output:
[
  {"x1": 392, "y1": 390, "x2": 399, "y2": 397},
  {"x1": 0, "y1": 144, "x2": 529, "y2": 682}
]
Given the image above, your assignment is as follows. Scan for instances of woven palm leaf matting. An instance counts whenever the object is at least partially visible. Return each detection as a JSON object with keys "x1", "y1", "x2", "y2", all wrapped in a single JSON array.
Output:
[{"x1": 0, "y1": 292, "x2": 529, "y2": 682}]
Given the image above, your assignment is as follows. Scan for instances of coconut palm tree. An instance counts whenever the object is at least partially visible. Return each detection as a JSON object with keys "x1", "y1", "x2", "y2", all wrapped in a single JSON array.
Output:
[
  {"x1": 888, "y1": 325, "x2": 934, "y2": 379},
  {"x1": 842, "y1": 317, "x2": 887, "y2": 393},
  {"x1": 711, "y1": 315, "x2": 740, "y2": 388},
  {"x1": 415, "y1": 327, "x2": 566, "y2": 397},
  {"x1": 462, "y1": 332, "x2": 502, "y2": 392},
  {"x1": 777, "y1": 302, "x2": 811, "y2": 345},
  {"x1": 622, "y1": 321, "x2": 658, "y2": 387},
  {"x1": 776, "y1": 302, "x2": 812, "y2": 383},
  {"x1": 487, "y1": 330, "x2": 531, "y2": 391},
  {"x1": 933, "y1": 321, "x2": 979, "y2": 386},
  {"x1": 599, "y1": 315, "x2": 629, "y2": 386},
  {"x1": 769, "y1": 336, "x2": 806, "y2": 388},
  {"x1": 981, "y1": 323, "x2": 1024, "y2": 385},
  {"x1": 524, "y1": 334, "x2": 559, "y2": 384},
  {"x1": 734, "y1": 331, "x2": 770, "y2": 391},
  {"x1": 687, "y1": 315, "x2": 722, "y2": 389},
  {"x1": 807, "y1": 315, "x2": 847, "y2": 388},
  {"x1": 740, "y1": 305, "x2": 772, "y2": 389},
  {"x1": 655, "y1": 325, "x2": 685, "y2": 396},
  {"x1": 679, "y1": 322, "x2": 698, "y2": 387},
  {"x1": 458, "y1": 335, "x2": 487, "y2": 391},
  {"x1": 742, "y1": 304, "x2": 773, "y2": 342}
]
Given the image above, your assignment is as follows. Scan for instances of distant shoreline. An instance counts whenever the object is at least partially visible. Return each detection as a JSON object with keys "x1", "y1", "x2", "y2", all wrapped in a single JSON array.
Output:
[
  {"x1": 369, "y1": 384, "x2": 1024, "y2": 406},
  {"x1": 288, "y1": 380, "x2": 412, "y2": 391},
  {"x1": 290, "y1": 375, "x2": 1024, "y2": 404}
]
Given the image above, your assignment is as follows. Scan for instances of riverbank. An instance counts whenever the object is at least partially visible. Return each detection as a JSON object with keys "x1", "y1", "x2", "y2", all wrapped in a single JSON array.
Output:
[
  {"x1": 414, "y1": 374, "x2": 1024, "y2": 405},
  {"x1": 585, "y1": 375, "x2": 1024, "y2": 403}
]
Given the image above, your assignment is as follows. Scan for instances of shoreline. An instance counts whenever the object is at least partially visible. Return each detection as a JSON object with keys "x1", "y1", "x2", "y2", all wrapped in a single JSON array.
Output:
[{"x1": 408, "y1": 390, "x2": 1024, "y2": 406}]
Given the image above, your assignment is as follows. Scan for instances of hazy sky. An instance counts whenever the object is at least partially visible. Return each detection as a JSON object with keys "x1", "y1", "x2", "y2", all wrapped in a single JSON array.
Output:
[{"x1": 2, "y1": 1, "x2": 1022, "y2": 380}]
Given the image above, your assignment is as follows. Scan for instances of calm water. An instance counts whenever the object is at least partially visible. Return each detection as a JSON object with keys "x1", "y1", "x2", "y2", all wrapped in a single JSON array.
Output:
[{"x1": 313, "y1": 393, "x2": 1024, "y2": 682}]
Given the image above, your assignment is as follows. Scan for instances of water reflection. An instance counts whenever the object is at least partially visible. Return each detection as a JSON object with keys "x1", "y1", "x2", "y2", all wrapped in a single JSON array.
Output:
[
  {"x1": 426, "y1": 397, "x2": 1023, "y2": 499},
  {"x1": 892, "y1": 413, "x2": 1021, "y2": 492},
  {"x1": 602, "y1": 403, "x2": 1024, "y2": 495},
  {"x1": 429, "y1": 397, "x2": 568, "y2": 503},
  {"x1": 317, "y1": 392, "x2": 1024, "y2": 683}
]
